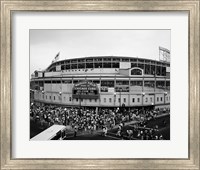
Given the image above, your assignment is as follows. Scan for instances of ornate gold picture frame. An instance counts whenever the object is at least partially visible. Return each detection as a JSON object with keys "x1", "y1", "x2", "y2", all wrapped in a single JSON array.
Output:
[{"x1": 0, "y1": 0, "x2": 199, "y2": 169}]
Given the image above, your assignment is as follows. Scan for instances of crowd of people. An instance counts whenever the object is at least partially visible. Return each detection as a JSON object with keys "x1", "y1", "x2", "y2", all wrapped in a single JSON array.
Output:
[
  {"x1": 30, "y1": 103, "x2": 170, "y2": 140},
  {"x1": 114, "y1": 118, "x2": 166, "y2": 140}
]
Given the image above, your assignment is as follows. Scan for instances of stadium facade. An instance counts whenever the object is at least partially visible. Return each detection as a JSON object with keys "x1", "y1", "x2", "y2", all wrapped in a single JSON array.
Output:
[{"x1": 30, "y1": 56, "x2": 170, "y2": 109}]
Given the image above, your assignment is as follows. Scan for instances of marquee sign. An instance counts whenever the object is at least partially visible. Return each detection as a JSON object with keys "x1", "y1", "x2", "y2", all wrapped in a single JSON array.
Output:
[{"x1": 72, "y1": 81, "x2": 99, "y2": 99}]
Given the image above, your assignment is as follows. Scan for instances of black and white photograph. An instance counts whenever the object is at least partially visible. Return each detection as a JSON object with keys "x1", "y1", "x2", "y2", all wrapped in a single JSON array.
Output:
[{"x1": 30, "y1": 30, "x2": 170, "y2": 140}]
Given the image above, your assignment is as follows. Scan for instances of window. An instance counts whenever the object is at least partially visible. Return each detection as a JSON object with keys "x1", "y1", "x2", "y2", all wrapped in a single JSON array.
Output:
[
  {"x1": 109, "y1": 98, "x2": 112, "y2": 103},
  {"x1": 130, "y1": 81, "x2": 143, "y2": 86},
  {"x1": 130, "y1": 58, "x2": 137, "y2": 62},
  {"x1": 65, "y1": 60, "x2": 70, "y2": 64},
  {"x1": 54, "y1": 96, "x2": 56, "y2": 100},
  {"x1": 131, "y1": 63, "x2": 137, "y2": 68},
  {"x1": 156, "y1": 81, "x2": 165, "y2": 89},
  {"x1": 86, "y1": 58, "x2": 93, "y2": 62},
  {"x1": 49, "y1": 96, "x2": 51, "y2": 100},
  {"x1": 93, "y1": 80, "x2": 100, "y2": 84},
  {"x1": 138, "y1": 63, "x2": 144, "y2": 69},
  {"x1": 161, "y1": 67, "x2": 166, "y2": 76},
  {"x1": 61, "y1": 65, "x2": 65, "y2": 70},
  {"x1": 150, "y1": 97, "x2": 153, "y2": 102},
  {"x1": 76, "y1": 98, "x2": 78, "y2": 102},
  {"x1": 118, "y1": 98, "x2": 121, "y2": 103},
  {"x1": 94, "y1": 58, "x2": 102, "y2": 61},
  {"x1": 157, "y1": 97, "x2": 159, "y2": 102},
  {"x1": 103, "y1": 62, "x2": 111, "y2": 68},
  {"x1": 122, "y1": 58, "x2": 129, "y2": 62},
  {"x1": 90, "y1": 99, "x2": 92, "y2": 102},
  {"x1": 101, "y1": 80, "x2": 114, "y2": 87},
  {"x1": 86, "y1": 63, "x2": 93, "y2": 68},
  {"x1": 160, "y1": 97, "x2": 163, "y2": 101},
  {"x1": 95, "y1": 99, "x2": 97, "y2": 102},
  {"x1": 94, "y1": 63, "x2": 102, "y2": 68},
  {"x1": 113, "y1": 58, "x2": 120, "y2": 62},
  {"x1": 112, "y1": 62, "x2": 119, "y2": 68},
  {"x1": 71, "y1": 59, "x2": 77, "y2": 63},
  {"x1": 103, "y1": 58, "x2": 111, "y2": 61},
  {"x1": 62, "y1": 80, "x2": 72, "y2": 84},
  {"x1": 144, "y1": 64, "x2": 151, "y2": 75},
  {"x1": 104, "y1": 98, "x2": 106, "y2": 103},
  {"x1": 166, "y1": 81, "x2": 170, "y2": 90},
  {"x1": 116, "y1": 80, "x2": 129, "y2": 85},
  {"x1": 66, "y1": 65, "x2": 70, "y2": 70},
  {"x1": 144, "y1": 81, "x2": 155, "y2": 88},
  {"x1": 131, "y1": 68, "x2": 142, "y2": 75},
  {"x1": 132, "y1": 98, "x2": 135, "y2": 103},
  {"x1": 137, "y1": 98, "x2": 140, "y2": 102},
  {"x1": 78, "y1": 63, "x2": 85, "y2": 69},
  {"x1": 145, "y1": 98, "x2": 148, "y2": 102},
  {"x1": 124, "y1": 98, "x2": 126, "y2": 103},
  {"x1": 52, "y1": 80, "x2": 61, "y2": 84},
  {"x1": 138, "y1": 59, "x2": 144, "y2": 63},
  {"x1": 73, "y1": 80, "x2": 79, "y2": 84},
  {"x1": 150, "y1": 65, "x2": 155, "y2": 75},
  {"x1": 44, "y1": 81, "x2": 51, "y2": 84},
  {"x1": 69, "y1": 97, "x2": 72, "y2": 101},
  {"x1": 156, "y1": 66, "x2": 162, "y2": 76},
  {"x1": 46, "y1": 95, "x2": 47, "y2": 99},
  {"x1": 115, "y1": 86, "x2": 129, "y2": 92},
  {"x1": 39, "y1": 81, "x2": 44, "y2": 87}
]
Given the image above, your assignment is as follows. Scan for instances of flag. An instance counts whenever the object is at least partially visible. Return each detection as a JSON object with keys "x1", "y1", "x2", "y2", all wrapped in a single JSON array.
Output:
[
  {"x1": 54, "y1": 52, "x2": 60, "y2": 61},
  {"x1": 52, "y1": 52, "x2": 60, "y2": 63}
]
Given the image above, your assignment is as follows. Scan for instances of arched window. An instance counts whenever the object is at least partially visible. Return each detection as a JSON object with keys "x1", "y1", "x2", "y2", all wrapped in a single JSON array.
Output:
[{"x1": 130, "y1": 68, "x2": 142, "y2": 75}]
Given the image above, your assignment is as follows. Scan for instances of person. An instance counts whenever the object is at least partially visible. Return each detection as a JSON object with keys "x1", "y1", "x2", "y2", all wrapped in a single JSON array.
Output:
[
  {"x1": 74, "y1": 125, "x2": 78, "y2": 137},
  {"x1": 127, "y1": 129, "x2": 133, "y2": 139},
  {"x1": 116, "y1": 124, "x2": 122, "y2": 137},
  {"x1": 102, "y1": 126, "x2": 107, "y2": 137},
  {"x1": 159, "y1": 135, "x2": 163, "y2": 140},
  {"x1": 163, "y1": 120, "x2": 166, "y2": 127}
]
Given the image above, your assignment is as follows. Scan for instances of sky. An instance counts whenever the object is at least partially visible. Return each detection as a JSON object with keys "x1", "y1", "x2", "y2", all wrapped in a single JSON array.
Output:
[{"x1": 30, "y1": 30, "x2": 170, "y2": 74}]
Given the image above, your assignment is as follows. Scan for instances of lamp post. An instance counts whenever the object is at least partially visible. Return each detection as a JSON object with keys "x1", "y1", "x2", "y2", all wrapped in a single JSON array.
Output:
[
  {"x1": 114, "y1": 92, "x2": 116, "y2": 107},
  {"x1": 119, "y1": 89, "x2": 122, "y2": 108},
  {"x1": 64, "y1": 108, "x2": 67, "y2": 126},
  {"x1": 142, "y1": 92, "x2": 145, "y2": 114},
  {"x1": 59, "y1": 91, "x2": 62, "y2": 101},
  {"x1": 164, "y1": 91, "x2": 168, "y2": 104},
  {"x1": 42, "y1": 90, "x2": 45, "y2": 100},
  {"x1": 79, "y1": 93, "x2": 81, "y2": 108}
]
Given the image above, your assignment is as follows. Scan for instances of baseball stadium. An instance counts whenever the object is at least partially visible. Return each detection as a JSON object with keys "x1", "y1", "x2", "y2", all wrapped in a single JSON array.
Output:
[
  {"x1": 30, "y1": 51, "x2": 170, "y2": 140},
  {"x1": 30, "y1": 54, "x2": 170, "y2": 109}
]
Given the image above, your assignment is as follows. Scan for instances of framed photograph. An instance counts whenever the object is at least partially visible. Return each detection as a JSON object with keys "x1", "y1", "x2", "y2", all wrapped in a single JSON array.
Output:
[{"x1": 0, "y1": 0, "x2": 199, "y2": 169}]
